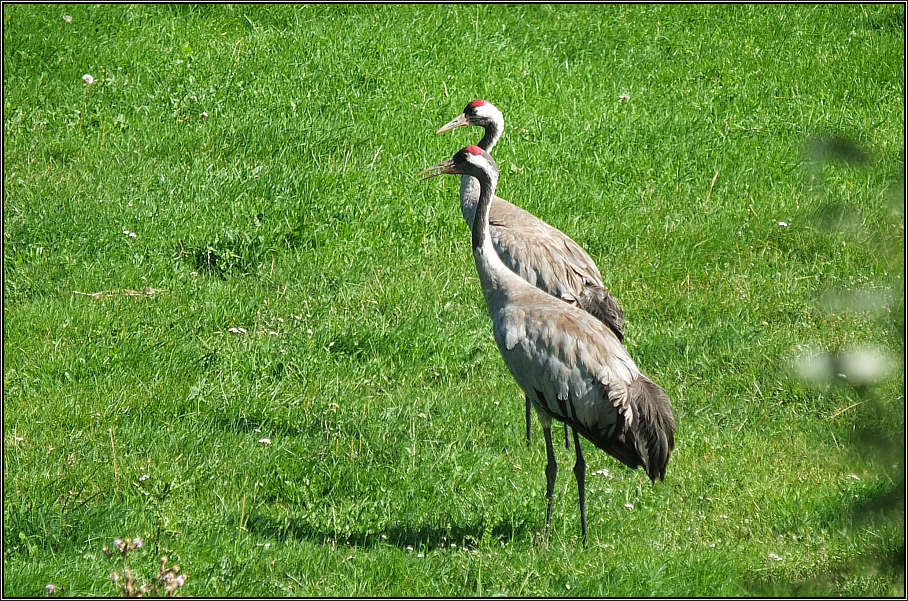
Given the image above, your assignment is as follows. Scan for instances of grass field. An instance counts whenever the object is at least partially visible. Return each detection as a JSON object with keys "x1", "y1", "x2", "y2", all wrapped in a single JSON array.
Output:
[{"x1": 3, "y1": 3, "x2": 904, "y2": 596}]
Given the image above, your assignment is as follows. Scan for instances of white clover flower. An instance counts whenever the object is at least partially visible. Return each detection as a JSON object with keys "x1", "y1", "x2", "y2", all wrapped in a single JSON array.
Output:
[
  {"x1": 768, "y1": 552, "x2": 783, "y2": 561},
  {"x1": 778, "y1": 221, "x2": 788, "y2": 227},
  {"x1": 624, "y1": 503, "x2": 634, "y2": 510},
  {"x1": 62, "y1": 14, "x2": 72, "y2": 22},
  {"x1": 619, "y1": 93, "x2": 630, "y2": 101},
  {"x1": 132, "y1": 537, "x2": 143, "y2": 549},
  {"x1": 258, "y1": 438, "x2": 271, "y2": 445},
  {"x1": 82, "y1": 74, "x2": 94, "y2": 85},
  {"x1": 46, "y1": 583, "x2": 58, "y2": 595}
]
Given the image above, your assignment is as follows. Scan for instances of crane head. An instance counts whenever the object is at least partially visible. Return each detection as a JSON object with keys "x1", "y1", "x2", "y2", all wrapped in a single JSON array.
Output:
[
  {"x1": 436, "y1": 99, "x2": 502, "y2": 134},
  {"x1": 418, "y1": 146, "x2": 496, "y2": 181}
]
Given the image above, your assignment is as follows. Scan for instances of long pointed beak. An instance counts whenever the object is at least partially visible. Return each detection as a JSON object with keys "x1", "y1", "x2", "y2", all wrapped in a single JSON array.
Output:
[
  {"x1": 417, "y1": 157, "x2": 459, "y2": 181},
  {"x1": 435, "y1": 113, "x2": 470, "y2": 134}
]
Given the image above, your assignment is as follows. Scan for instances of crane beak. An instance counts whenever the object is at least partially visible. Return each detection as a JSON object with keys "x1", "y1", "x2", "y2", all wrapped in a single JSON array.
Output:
[
  {"x1": 417, "y1": 158, "x2": 459, "y2": 180},
  {"x1": 435, "y1": 113, "x2": 470, "y2": 134}
]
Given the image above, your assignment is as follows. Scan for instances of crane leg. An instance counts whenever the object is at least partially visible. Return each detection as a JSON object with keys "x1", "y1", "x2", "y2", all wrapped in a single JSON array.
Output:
[
  {"x1": 542, "y1": 425, "x2": 557, "y2": 535},
  {"x1": 563, "y1": 423, "x2": 571, "y2": 449},
  {"x1": 525, "y1": 395, "x2": 532, "y2": 448},
  {"x1": 572, "y1": 429, "x2": 588, "y2": 547}
]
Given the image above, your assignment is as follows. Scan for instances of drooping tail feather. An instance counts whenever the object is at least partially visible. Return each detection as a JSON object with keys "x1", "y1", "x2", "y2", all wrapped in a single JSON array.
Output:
[
  {"x1": 628, "y1": 376, "x2": 675, "y2": 481},
  {"x1": 578, "y1": 284, "x2": 626, "y2": 342},
  {"x1": 591, "y1": 375, "x2": 675, "y2": 482}
]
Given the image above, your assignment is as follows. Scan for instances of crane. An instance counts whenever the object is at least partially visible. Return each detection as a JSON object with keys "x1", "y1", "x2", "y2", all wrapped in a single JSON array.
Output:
[
  {"x1": 419, "y1": 146, "x2": 674, "y2": 545},
  {"x1": 437, "y1": 99, "x2": 627, "y2": 450}
]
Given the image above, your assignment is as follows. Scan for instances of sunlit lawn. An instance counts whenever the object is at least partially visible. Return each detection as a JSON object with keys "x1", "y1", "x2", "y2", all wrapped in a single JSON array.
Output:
[{"x1": 3, "y1": 3, "x2": 904, "y2": 596}]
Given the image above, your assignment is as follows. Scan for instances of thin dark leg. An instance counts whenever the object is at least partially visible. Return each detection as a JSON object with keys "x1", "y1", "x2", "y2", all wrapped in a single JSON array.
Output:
[
  {"x1": 563, "y1": 423, "x2": 571, "y2": 449},
  {"x1": 572, "y1": 429, "x2": 588, "y2": 547},
  {"x1": 543, "y1": 426, "x2": 557, "y2": 534},
  {"x1": 525, "y1": 395, "x2": 532, "y2": 448}
]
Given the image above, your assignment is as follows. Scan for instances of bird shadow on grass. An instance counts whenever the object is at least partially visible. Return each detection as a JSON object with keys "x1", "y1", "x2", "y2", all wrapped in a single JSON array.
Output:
[{"x1": 244, "y1": 511, "x2": 531, "y2": 551}]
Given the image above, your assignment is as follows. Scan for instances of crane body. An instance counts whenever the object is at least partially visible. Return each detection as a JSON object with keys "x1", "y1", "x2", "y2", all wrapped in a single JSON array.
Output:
[{"x1": 419, "y1": 146, "x2": 675, "y2": 544}]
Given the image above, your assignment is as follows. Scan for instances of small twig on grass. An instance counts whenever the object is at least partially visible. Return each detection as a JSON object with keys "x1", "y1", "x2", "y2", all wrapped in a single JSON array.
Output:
[
  {"x1": 72, "y1": 290, "x2": 107, "y2": 299},
  {"x1": 829, "y1": 400, "x2": 868, "y2": 420},
  {"x1": 370, "y1": 144, "x2": 383, "y2": 169},
  {"x1": 72, "y1": 288, "x2": 165, "y2": 299},
  {"x1": 705, "y1": 170, "x2": 719, "y2": 205}
]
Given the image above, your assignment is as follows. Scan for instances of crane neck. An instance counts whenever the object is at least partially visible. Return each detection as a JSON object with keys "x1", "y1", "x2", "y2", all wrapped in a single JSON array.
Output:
[
  {"x1": 461, "y1": 120, "x2": 503, "y2": 228},
  {"x1": 470, "y1": 163, "x2": 512, "y2": 301},
  {"x1": 477, "y1": 124, "x2": 501, "y2": 153},
  {"x1": 471, "y1": 167, "x2": 498, "y2": 252}
]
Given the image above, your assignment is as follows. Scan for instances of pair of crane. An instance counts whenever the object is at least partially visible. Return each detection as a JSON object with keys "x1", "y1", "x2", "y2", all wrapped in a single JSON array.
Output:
[{"x1": 420, "y1": 100, "x2": 675, "y2": 545}]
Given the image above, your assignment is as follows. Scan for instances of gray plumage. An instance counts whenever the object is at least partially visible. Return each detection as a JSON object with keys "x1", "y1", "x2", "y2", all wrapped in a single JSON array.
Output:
[
  {"x1": 419, "y1": 146, "x2": 675, "y2": 545},
  {"x1": 437, "y1": 100, "x2": 626, "y2": 449}
]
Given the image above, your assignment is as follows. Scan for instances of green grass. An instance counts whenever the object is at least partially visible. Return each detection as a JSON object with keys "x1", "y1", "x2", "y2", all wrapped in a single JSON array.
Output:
[{"x1": 3, "y1": 3, "x2": 904, "y2": 596}]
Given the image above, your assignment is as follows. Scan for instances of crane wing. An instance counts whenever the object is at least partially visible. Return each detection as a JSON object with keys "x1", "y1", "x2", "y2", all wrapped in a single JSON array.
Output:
[
  {"x1": 491, "y1": 299, "x2": 672, "y2": 480},
  {"x1": 488, "y1": 198, "x2": 626, "y2": 341}
]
